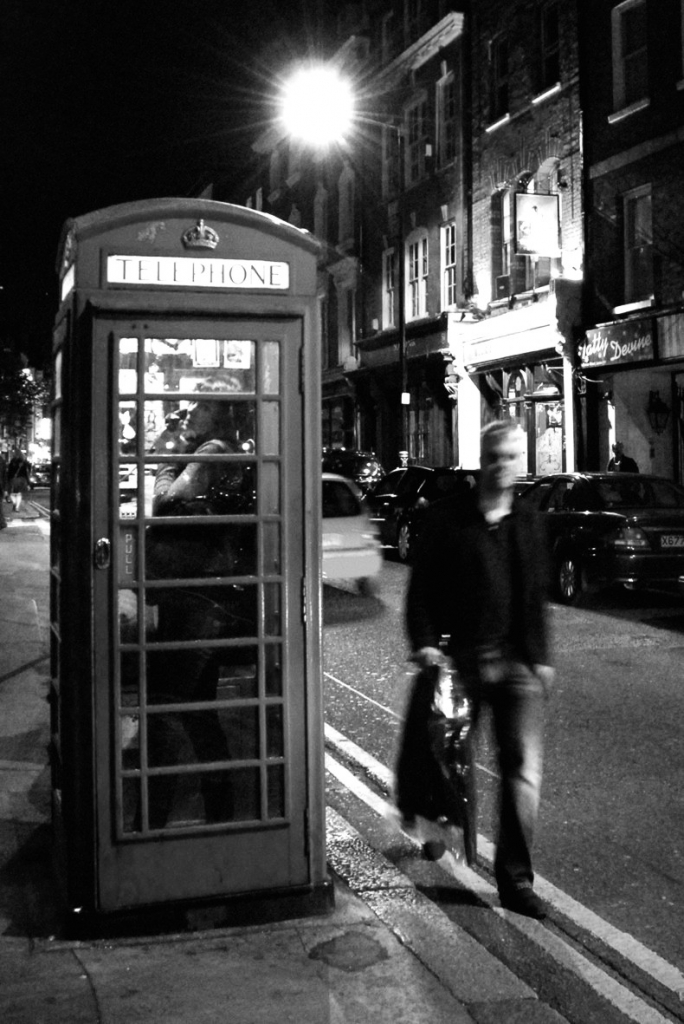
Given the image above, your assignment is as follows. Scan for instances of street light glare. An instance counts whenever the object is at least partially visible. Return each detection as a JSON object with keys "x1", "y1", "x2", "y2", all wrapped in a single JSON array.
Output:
[{"x1": 281, "y1": 67, "x2": 354, "y2": 146}]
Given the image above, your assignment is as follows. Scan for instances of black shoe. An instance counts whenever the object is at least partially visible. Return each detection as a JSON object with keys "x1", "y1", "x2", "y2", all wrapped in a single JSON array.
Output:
[
  {"x1": 422, "y1": 840, "x2": 447, "y2": 861},
  {"x1": 499, "y1": 887, "x2": 547, "y2": 919}
]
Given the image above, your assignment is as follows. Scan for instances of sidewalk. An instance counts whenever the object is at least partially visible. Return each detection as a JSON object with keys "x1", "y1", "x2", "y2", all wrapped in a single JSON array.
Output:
[{"x1": 0, "y1": 501, "x2": 567, "y2": 1024}]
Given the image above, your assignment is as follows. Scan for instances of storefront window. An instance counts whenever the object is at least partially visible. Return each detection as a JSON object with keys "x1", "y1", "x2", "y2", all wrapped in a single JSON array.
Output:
[{"x1": 503, "y1": 366, "x2": 563, "y2": 474}]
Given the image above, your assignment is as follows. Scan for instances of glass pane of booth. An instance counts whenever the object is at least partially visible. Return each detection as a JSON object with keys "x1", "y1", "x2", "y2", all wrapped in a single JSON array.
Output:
[
  {"x1": 145, "y1": 526, "x2": 258, "y2": 579},
  {"x1": 118, "y1": 338, "x2": 137, "y2": 395},
  {"x1": 114, "y1": 331, "x2": 290, "y2": 837},
  {"x1": 261, "y1": 341, "x2": 280, "y2": 394},
  {"x1": 144, "y1": 399, "x2": 256, "y2": 463},
  {"x1": 142, "y1": 338, "x2": 256, "y2": 393}
]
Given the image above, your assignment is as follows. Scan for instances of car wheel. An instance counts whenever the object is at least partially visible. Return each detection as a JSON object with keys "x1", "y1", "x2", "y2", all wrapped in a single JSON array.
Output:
[
  {"x1": 397, "y1": 522, "x2": 412, "y2": 563},
  {"x1": 557, "y1": 552, "x2": 581, "y2": 604}
]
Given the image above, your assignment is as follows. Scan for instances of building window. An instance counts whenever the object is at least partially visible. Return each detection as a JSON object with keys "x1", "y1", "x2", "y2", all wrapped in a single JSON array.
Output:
[
  {"x1": 624, "y1": 185, "x2": 653, "y2": 302},
  {"x1": 442, "y1": 223, "x2": 458, "y2": 309},
  {"x1": 408, "y1": 383, "x2": 432, "y2": 464},
  {"x1": 437, "y1": 72, "x2": 457, "y2": 166},
  {"x1": 492, "y1": 188, "x2": 533, "y2": 299},
  {"x1": 337, "y1": 287, "x2": 354, "y2": 363},
  {"x1": 490, "y1": 35, "x2": 509, "y2": 122},
  {"x1": 287, "y1": 140, "x2": 302, "y2": 185},
  {"x1": 408, "y1": 235, "x2": 428, "y2": 319},
  {"x1": 383, "y1": 248, "x2": 396, "y2": 329},
  {"x1": 269, "y1": 146, "x2": 287, "y2": 198},
  {"x1": 611, "y1": 0, "x2": 648, "y2": 112},
  {"x1": 538, "y1": 2, "x2": 560, "y2": 91},
  {"x1": 502, "y1": 190, "x2": 513, "y2": 277},
  {"x1": 406, "y1": 0, "x2": 428, "y2": 45},
  {"x1": 406, "y1": 96, "x2": 428, "y2": 186},
  {"x1": 382, "y1": 10, "x2": 400, "y2": 64},
  {"x1": 338, "y1": 165, "x2": 355, "y2": 246},
  {"x1": 382, "y1": 127, "x2": 401, "y2": 199},
  {"x1": 320, "y1": 294, "x2": 330, "y2": 370},
  {"x1": 314, "y1": 186, "x2": 328, "y2": 242}
]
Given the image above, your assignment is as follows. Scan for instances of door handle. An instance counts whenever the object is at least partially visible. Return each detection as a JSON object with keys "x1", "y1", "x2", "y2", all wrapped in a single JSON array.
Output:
[{"x1": 94, "y1": 537, "x2": 111, "y2": 569}]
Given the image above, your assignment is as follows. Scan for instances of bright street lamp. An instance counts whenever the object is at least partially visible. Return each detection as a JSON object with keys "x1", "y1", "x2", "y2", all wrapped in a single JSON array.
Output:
[
  {"x1": 280, "y1": 64, "x2": 409, "y2": 459},
  {"x1": 280, "y1": 67, "x2": 355, "y2": 146}
]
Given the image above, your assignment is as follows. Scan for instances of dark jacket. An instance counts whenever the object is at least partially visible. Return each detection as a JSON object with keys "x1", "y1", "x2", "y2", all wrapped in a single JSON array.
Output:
[
  {"x1": 7, "y1": 457, "x2": 30, "y2": 481},
  {"x1": 406, "y1": 491, "x2": 552, "y2": 668},
  {"x1": 607, "y1": 455, "x2": 639, "y2": 473}
]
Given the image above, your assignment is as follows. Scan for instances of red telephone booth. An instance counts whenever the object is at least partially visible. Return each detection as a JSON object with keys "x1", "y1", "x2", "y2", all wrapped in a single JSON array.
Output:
[{"x1": 50, "y1": 199, "x2": 329, "y2": 932}]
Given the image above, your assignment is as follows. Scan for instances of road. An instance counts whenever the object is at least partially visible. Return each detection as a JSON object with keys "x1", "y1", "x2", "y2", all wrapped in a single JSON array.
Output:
[{"x1": 322, "y1": 560, "x2": 684, "y2": 1003}]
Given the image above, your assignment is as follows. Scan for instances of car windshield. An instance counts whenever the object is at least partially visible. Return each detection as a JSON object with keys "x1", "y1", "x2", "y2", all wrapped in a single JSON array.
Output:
[
  {"x1": 323, "y1": 451, "x2": 379, "y2": 472},
  {"x1": 323, "y1": 479, "x2": 362, "y2": 518},
  {"x1": 594, "y1": 477, "x2": 684, "y2": 509},
  {"x1": 432, "y1": 470, "x2": 477, "y2": 498},
  {"x1": 346, "y1": 456, "x2": 376, "y2": 474},
  {"x1": 369, "y1": 469, "x2": 407, "y2": 497}
]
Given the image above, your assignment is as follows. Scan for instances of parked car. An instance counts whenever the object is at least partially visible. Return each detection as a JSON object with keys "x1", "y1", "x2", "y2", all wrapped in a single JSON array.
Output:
[
  {"x1": 321, "y1": 448, "x2": 384, "y2": 494},
  {"x1": 30, "y1": 462, "x2": 51, "y2": 488},
  {"x1": 322, "y1": 473, "x2": 382, "y2": 593},
  {"x1": 518, "y1": 472, "x2": 684, "y2": 604},
  {"x1": 513, "y1": 474, "x2": 540, "y2": 498},
  {"x1": 366, "y1": 465, "x2": 479, "y2": 563}
]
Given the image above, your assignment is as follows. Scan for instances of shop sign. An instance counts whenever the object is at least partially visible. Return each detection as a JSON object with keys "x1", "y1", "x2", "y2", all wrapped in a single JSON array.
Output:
[
  {"x1": 106, "y1": 254, "x2": 290, "y2": 290},
  {"x1": 514, "y1": 193, "x2": 561, "y2": 257},
  {"x1": 462, "y1": 326, "x2": 552, "y2": 367},
  {"x1": 579, "y1": 320, "x2": 654, "y2": 367}
]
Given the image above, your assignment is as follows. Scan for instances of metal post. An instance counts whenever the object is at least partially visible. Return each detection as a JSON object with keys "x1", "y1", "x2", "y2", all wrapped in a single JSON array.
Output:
[{"x1": 397, "y1": 127, "x2": 409, "y2": 462}]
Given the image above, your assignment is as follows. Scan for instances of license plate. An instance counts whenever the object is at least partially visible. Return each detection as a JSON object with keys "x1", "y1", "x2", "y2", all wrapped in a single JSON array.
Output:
[{"x1": 661, "y1": 534, "x2": 684, "y2": 548}]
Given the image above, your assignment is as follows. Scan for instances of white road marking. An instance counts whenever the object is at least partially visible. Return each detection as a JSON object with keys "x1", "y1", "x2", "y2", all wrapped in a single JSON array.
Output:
[
  {"x1": 324, "y1": 727, "x2": 684, "y2": 1013},
  {"x1": 324, "y1": 672, "x2": 499, "y2": 779},
  {"x1": 325, "y1": 672, "x2": 402, "y2": 721}
]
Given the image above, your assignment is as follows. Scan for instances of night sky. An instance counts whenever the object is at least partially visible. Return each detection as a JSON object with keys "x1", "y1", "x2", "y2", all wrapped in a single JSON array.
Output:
[{"x1": 1, "y1": 0, "x2": 332, "y2": 367}]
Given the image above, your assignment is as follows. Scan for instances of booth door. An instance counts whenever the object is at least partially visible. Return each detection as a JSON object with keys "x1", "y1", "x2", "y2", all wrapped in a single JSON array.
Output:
[{"x1": 93, "y1": 318, "x2": 309, "y2": 910}]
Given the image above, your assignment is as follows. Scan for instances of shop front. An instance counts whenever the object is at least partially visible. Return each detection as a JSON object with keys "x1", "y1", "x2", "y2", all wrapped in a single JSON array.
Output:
[
  {"x1": 352, "y1": 318, "x2": 455, "y2": 470},
  {"x1": 450, "y1": 298, "x2": 574, "y2": 474},
  {"x1": 579, "y1": 311, "x2": 684, "y2": 480}
]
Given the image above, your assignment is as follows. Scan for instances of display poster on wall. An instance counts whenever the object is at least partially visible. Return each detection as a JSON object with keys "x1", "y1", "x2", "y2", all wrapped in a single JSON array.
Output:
[{"x1": 579, "y1": 319, "x2": 655, "y2": 368}]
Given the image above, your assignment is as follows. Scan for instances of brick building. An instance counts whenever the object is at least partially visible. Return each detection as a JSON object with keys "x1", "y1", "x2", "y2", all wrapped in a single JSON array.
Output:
[
  {"x1": 236, "y1": 1, "x2": 586, "y2": 473},
  {"x1": 579, "y1": 0, "x2": 684, "y2": 479},
  {"x1": 241, "y1": 1, "x2": 468, "y2": 471},
  {"x1": 450, "y1": 0, "x2": 583, "y2": 474}
]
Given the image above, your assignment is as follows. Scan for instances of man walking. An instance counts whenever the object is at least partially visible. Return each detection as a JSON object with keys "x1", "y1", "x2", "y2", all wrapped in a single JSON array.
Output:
[{"x1": 405, "y1": 420, "x2": 553, "y2": 918}]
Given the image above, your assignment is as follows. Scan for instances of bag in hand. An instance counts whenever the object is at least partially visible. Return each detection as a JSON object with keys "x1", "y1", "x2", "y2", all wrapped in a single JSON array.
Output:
[{"x1": 395, "y1": 664, "x2": 477, "y2": 865}]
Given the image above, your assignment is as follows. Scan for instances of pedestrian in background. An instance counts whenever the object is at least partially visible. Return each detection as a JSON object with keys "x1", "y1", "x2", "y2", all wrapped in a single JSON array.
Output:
[
  {"x1": 7, "y1": 450, "x2": 32, "y2": 513},
  {"x1": 607, "y1": 441, "x2": 639, "y2": 473},
  {"x1": 406, "y1": 419, "x2": 553, "y2": 919}
]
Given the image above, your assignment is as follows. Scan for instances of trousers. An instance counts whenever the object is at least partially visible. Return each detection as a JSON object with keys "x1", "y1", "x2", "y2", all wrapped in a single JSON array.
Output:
[{"x1": 458, "y1": 654, "x2": 545, "y2": 894}]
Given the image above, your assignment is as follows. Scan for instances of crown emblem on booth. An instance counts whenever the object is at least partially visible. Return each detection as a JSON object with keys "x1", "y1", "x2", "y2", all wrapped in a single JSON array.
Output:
[{"x1": 181, "y1": 219, "x2": 219, "y2": 250}]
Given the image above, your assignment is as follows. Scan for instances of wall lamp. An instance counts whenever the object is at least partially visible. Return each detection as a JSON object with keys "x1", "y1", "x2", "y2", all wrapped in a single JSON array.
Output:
[{"x1": 646, "y1": 390, "x2": 670, "y2": 435}]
